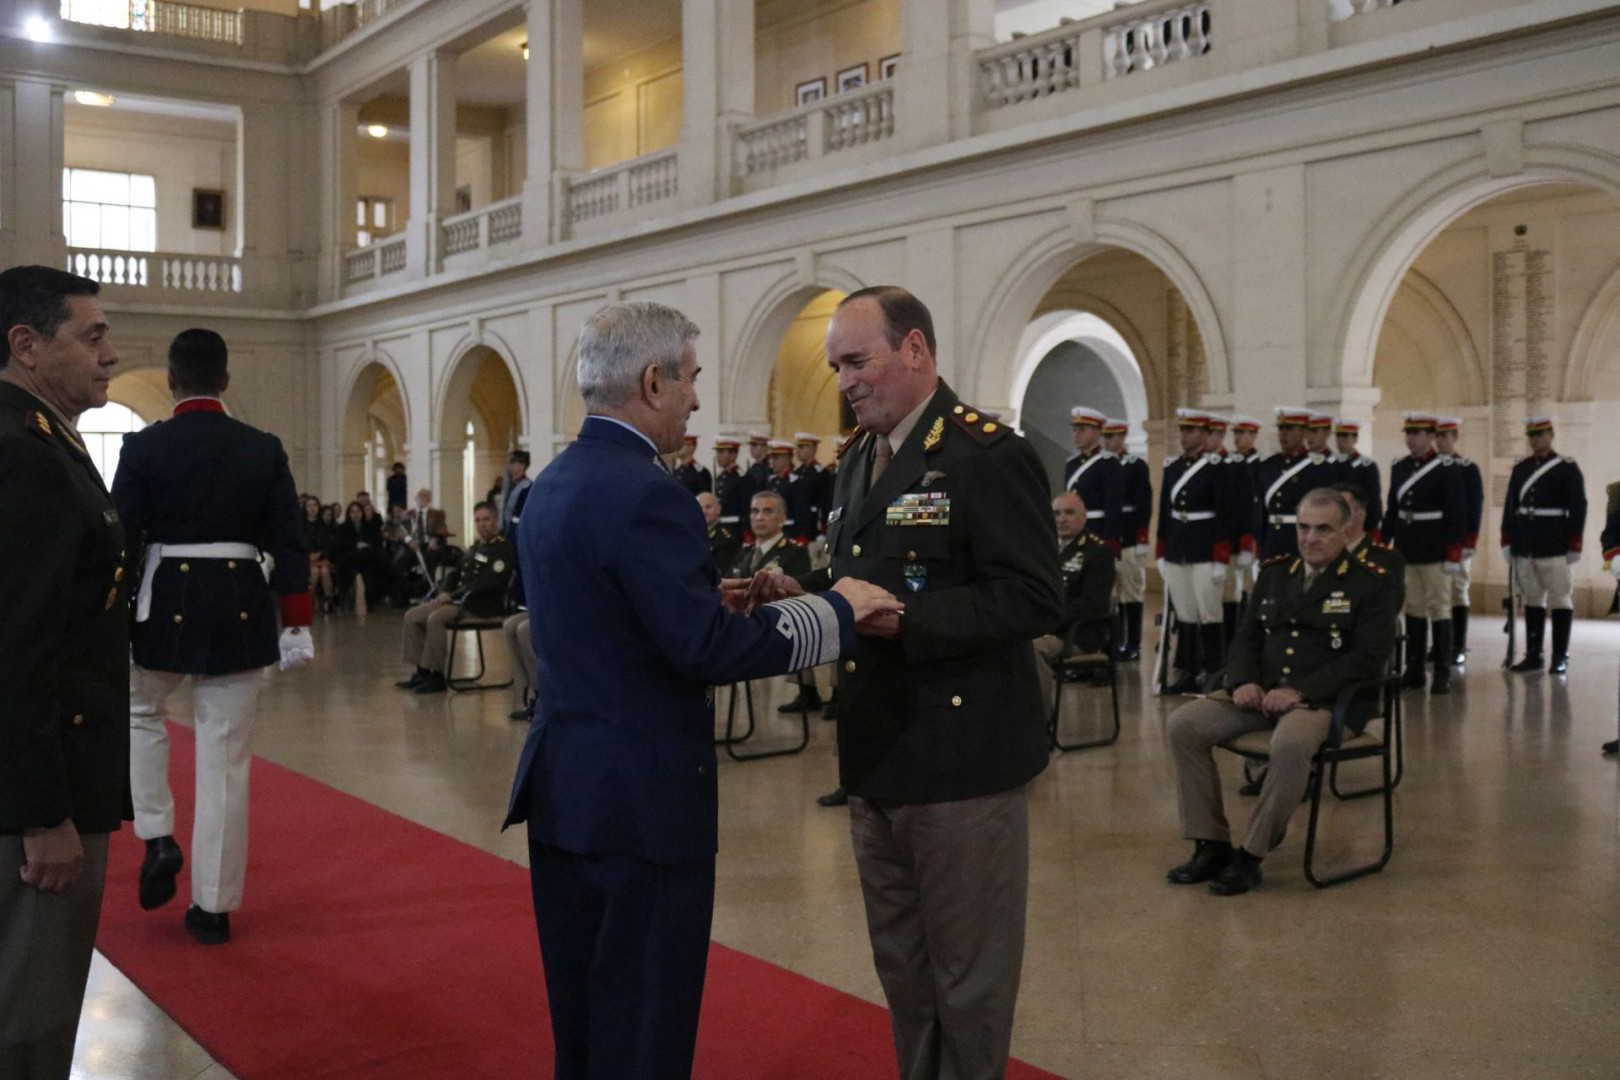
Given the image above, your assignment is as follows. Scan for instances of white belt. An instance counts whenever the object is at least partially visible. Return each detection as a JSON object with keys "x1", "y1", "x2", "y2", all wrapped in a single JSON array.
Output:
[
  {"x1": 136, "y1": 543, "x2": 260, "y2": 622},
  {"x1": 1399, "y1": 510, "x2": 1443, "y2": 523},
  {"x1": 719, "y1": 515, "x2": 740, "y2": 524},
  {"x1": 1085, "y1": 509, "x2": 1105, "y2": 519},
  {"x1": 1517, "y1": 507, "x2": 1568, "y2": 517},
  {"x1": 1268, "y1": 514, "x2": 1298, "y2": 526},
  {"x1": 1170, "y1": 510, "x2": 1217, "y2": 523},
  {"x1": 1121, "y1": 504, "x2": 1138, "y2": 513}
]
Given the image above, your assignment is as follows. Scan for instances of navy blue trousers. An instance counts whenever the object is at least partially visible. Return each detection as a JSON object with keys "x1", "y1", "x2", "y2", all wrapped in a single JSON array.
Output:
[{"x1": 528, "y1": 838, "x2": 716, "y2": 1080}]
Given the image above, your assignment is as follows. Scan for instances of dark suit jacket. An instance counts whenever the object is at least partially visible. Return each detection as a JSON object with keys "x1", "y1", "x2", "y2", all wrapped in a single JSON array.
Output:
[
  {"x1": 112, "y1": 405, "x2": 308, "y2": 675},
  {"x1": 804, "y1": 382, "x2": 1064, "y2": 803},
  {"x1": 504, "y1": 417, "x2": 855, "y2": 863},
  {"x1": 0, "y1": 383, "x2": 131, "y2": 833}
]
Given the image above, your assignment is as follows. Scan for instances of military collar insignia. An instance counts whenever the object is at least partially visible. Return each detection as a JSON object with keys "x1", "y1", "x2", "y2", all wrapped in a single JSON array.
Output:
[
  {"x1": 836, "y1": 428, "x2": 865, "y2": 459},
  {"x1": 25, "y1": 409, "x2": 89, "y2": 458},
  {"x1": 922, "y1": 416, "x2": 945, "y2": 452},
  {"x1": 26, "y1": 410, "x2": 52, "y2": 440}
]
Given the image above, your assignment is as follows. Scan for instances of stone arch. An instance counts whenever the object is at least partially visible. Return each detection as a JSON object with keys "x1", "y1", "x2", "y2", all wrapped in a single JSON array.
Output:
[
  {"x1": 434, "y1": 332, "x2": 529, "y2": 448},
  {"x1": 1330, "y1": 147, "x2": 1620, "y2": 389},
  {"x1": 1377, "y1": 268, "x2": 1489, "y2": 406},
  {"x1": 724, "y1": 263, "x2": 868, "y2": 425},
  {"x1": 1565, "y1": 261, "x2": 1620, "y2": 402},
  {"x1": 339, "y1": 351, "x2": 409, "y2": 504},
  {"x1": 1009, "y1": 311, "x2": 1152, "y2": 451},
  {"x1": 966, "y1": 219, "x2": 1230, "y2": 411},
  {"x1": 107, "y1": 367, "x2": 175, "y2": 425},
  {"x1": 438, "y1": 339, "x2": 525, "y2": 541}
]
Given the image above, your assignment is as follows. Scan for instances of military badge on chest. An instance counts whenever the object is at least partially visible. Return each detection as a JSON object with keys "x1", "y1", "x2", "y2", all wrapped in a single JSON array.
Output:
[{"x1": 887, "y1": 491, "x2": 951, "y2": 592}]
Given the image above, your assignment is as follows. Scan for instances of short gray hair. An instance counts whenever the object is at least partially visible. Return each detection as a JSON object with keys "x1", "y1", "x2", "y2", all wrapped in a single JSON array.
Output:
[
  {"x1": 1299, "y1": 487, "x2": 1351, "y2": 527},
  {"x1": 750, "y1": 490, "x2": 786, "y2": 515},
  {"x1": 577, "y1": 301, "x2": 700, "y2": 410}
]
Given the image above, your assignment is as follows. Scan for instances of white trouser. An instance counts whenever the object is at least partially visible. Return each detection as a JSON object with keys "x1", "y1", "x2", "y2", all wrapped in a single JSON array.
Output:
[
  {"x1": 1513, "y1": 555, "x2": 1574, "y2": 610},
  {"x1": 1448, "y1": 553, "x2": 1473, "y2": 607},
  {"x1": 130, "y1": 664, "x2": 263, "y2": 913},
  {"x1": 1162, "y1": 561, "x2": 1223, "y2": 625},
  {"x1": 1402, "y1": 563, "x2": 1452, "y2": 621},
  {"x1": 1115, "y1": 546, "x2": 1146, "y2": 604}
]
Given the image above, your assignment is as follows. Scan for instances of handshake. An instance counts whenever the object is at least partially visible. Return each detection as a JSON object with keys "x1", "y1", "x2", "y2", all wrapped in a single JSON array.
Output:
[{"x1": 722, "y1": 569, "x2": 906, "y2": 637}]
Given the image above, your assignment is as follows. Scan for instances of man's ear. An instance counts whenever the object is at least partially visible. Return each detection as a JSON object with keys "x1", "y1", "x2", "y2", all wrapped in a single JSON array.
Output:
[
  {"x1": 641, "y1": 363, "x2": 662, "y2": 405},
  {"x1": 5, "y1": 325, "x2": 37, "y2": 369}
]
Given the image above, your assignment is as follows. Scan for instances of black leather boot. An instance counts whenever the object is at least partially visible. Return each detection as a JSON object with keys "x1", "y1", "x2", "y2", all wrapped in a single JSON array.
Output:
[
  {"x1": 1451, "y1": 605, "x2": 1469, "y2": 665},
  {"x1": 1429, "y1": 620, "x2": 1453, "y2": 694},
  {"x1": 1512, "y1": 606, "x2": 1546, "y2": 672},
  {"x1": 1222, "y1": 601, "x2": 1241, "y2": 647},
  {"x1": 778, "y1": 683, "x2": 823, "y2": 713},
  {"x1": 1199, "y1": 622, "x2": 1227, "y2": 693},
  {"x1": 1121, "y1": 602, "x2": 1143, "y2": 661},
  {"x1": 1166, "y1": 614, "x2": 1200, "y2": 693},
  {"x1": 1403, "y1": 617, "x2": 1428, "y2": 688},
  {"x1": 1167, "y1": 839, "x2": 1233, "y2": 884},
  {"x1": 1549, "y1": 608, "x2": 1572, "y2": 674}
]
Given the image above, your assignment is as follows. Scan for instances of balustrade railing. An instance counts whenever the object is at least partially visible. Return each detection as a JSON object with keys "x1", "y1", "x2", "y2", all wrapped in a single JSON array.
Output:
[
  {"x1": 567, "y1": 149, "x2": 680, "y2": 228},
  {"x1": 1104, "y1": 2, "x2": 1212, "y2": 79},
  {"x1": 979, "y1": 26, "x2": 1083, "y2": 108},
  {"x1": 1328, "y1": 0, "x2": 1407, "y2": 20},
  {"x1": 341, "y1": 235, "x2": 407, "y2": 287},
  {"x1": 60, "y1": 0, "x2": 242, "y2": 44},
  {"x1": 734, "y1": 82, "x2": 896, "y2": 181},
  {"x1": 441, "y1": 196, "x2": 524, "y2": 259},
  {"x1": 67, "y1": 248, "x2": 241, "y2": 292}
]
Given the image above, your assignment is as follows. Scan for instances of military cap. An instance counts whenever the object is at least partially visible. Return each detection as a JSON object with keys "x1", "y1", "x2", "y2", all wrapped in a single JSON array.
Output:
[
  {"x1": 1069, "y1": 406, "x2": 1107, "y2": 428},
  {"x1": 1274, "y1": 407, "x2": 1311, "y2": 427},
  {"x1": 1525, "y1": 415, "x2": 1555, "y2": 435},
  {"x1": 1401, "y1": 411, "x2": 1438, "y2": 432}
]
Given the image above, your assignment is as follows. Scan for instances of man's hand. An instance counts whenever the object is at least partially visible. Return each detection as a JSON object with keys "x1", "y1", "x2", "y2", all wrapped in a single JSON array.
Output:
[
  {"x1": 720, "y1": 577, "x2": 753, "y2": 613},
  {"x1": 278, "y1": 626, "x2": 315, "y2": 670},
  {"x1": 1443, "y1": 561, "x2": 1461, "y2": 574},
  {"x1": 1261, "y1": 686, "x2": 1302, "y2": 716},
  {"x1": 1566, "y1": 551, "x2": 1581, "y2": 566},
  {"x1": 858, "y1": 610, "x2": 902, "y2": 638},
  {"x1": 1232, "y1": 683, "x2": 1265, "y2": 710},
  {"x1": 1610, "y1": 559, "x2": 1620, "y2": 582},
  {"x1": 436, "y1": 591, "x2": 452, "y2": 603},
  {"x1": 829, "y1": 577, "x2": 904, "y2": 625},
  {"x1": 747, "y1": 568, "x2": 804, "y2": 609},
  {"x1": 20, "y1": 820, "x2": 83, "y2": 893}
]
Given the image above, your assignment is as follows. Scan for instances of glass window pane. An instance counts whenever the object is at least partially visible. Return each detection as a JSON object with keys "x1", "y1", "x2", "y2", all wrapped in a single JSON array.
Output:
[
  {"x1": 130, "y1": 208, "x2": 156, "y2": 252},
  {"x1": 356, "y1": 199, "x2": 367, "y2": 226},
  {"x1": 373, "y1": 202, "x2": 387, "y2": 228},
  {"x1": 70, "y1": 202, "x2": 101, "y2": 248},
  {"x1": 129, "y1": 174, "x2": 156, "y2": 208},
  {"x1": 63, "y1": 168, "x2": 72, "y2": 200},
  {"x1": 101, "y1": 204, "x2": 130, "y2": 251}
]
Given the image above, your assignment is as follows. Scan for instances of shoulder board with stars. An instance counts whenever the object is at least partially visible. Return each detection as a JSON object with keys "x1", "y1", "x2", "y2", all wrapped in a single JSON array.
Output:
[
  {"x1": 1349, "y1": 554, "x2": 1388, "y2": 577},
  {"x1": 836, "y1": 428, "x2": 866, "y2": 460},
  {"x1": 1260, "y1": 553, "x2": 1292, "y2": 569},
  {"x1": 948, "y1": 405, "x2": 1008, "y2": 446}
]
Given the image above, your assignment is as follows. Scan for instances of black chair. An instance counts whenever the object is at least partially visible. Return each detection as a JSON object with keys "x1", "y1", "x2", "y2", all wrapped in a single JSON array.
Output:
[
  {"x1": 1047, "y1": 618, "x2": 1121, "y2": 753},
  {"x1": 1217, "y1": 671, "x2": 1403, "y2": 888},
  {"x1": 714, "y1": 679, "x2": 811, "y2": 762},
  {"x1": 445, "y1": 614, "x2": 514, "y2": 693}
]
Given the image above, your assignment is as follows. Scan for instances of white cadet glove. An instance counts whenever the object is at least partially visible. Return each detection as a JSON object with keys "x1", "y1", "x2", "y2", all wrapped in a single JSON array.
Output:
[
  {"x1": 1566, "y1": 551, "x2": 1582, "y2": 566},
  {"x1": 1134, "y1": 543, "x2": 1149, "y2": 558},
  {"x1": 1609, "y1": 559, "x2": 1620, "y2": 581},
  {"x1": 278, "y1": 627, "x2": 315, "y2": 670},
  {"x1": 1156, "y1": 558, "x2": 1168, "y2": 578},
  {"x1": 1443, "y1": 560, "x2": 1461, "y2": 574},
  {"x1": 1234, "y1": 550, "x2": 1254, "y2": 569},
  {"x1": 1211, "y1": 562, "x2": 1228, "y2": 584}
]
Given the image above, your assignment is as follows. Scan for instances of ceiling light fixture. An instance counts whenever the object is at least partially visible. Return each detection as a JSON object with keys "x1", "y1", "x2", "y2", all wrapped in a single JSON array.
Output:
[
  {"x1": 25, "y1": 15, "x2": 53, "y2": 42},
  {"x1": 74, "y1": 91, "x2": 116, "y2": 107},
  {"x1": 366, "y1": 124, "x2": 389, "y2": 139}
]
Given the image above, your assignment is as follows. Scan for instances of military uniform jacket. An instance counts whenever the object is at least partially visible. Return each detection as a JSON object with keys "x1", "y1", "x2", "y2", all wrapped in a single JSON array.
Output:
[
  {"x1": 726, "y1": 534, "x2": 811, "y2": 579},
  {"x1": 1063, "y1": 448, "x2": 1123, "y2": 548},
  {"x1": 803, "y1": 382, "x2": 1064, "y2": 804},
  {"x1": 672, "y1": 460, "x2": 711, "y2": 496},
  {"x1": 1158, "y1": 452, "x2": 1239, "y2": 564},
  {"x1": 766, "y1": 469, "x2": 819, "y2": 543},
  {"x1": 1118, "y1": 453, "x2": 1154, "y2": 548},
  {"x1": 112, "y1": 405, "x2": 308, "y2": 676},
  {"x1": 440, "y1": 534, "x2": 516, "y2": 617},
  {"x1": 1058, "y1": 532, "x2": 1115, "y2": 649},
  {"x1": 1253, "y1": 451, "x2": 1339, "y2": 560},
  {"x1": 1228, "y1": 550, "x2": 1398, "y2": 733},
  {"x1": 1602, "y1": 481, "x2": 1620, "y2": 563},
  {"x1": 713, "y1": 465, "x2": 748, "y2": 524},
  {"x1": 1339, "y1": 453, "x2": 1384, "y2": 539},
  {"x1": 1351, "y1": 535, "x2": 1406, "y2": 610},
  {"x1": 708, "y1": 522, "x2": 741, "y2": 576},
  {"x1": 1384, "y1": 451, "x2": 1465, "y2": 565},
  {"x1": 0, "y1": 383, "x2": 131, "y2": 833},
  {"x1": 1501, "y1": 453, "x2": 1586, "y2": 559}
]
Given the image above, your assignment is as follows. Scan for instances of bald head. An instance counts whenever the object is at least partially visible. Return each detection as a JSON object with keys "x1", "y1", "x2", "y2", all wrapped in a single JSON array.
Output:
[
  {"x1": 696, "y1": 491, "x2": 720, "y2": 526},
  {"x1": 1053, "y1": 490, "x2": 1086, "y2": 542}
]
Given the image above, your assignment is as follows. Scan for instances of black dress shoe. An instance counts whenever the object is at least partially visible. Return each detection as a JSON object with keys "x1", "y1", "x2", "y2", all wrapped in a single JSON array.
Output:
[
  {"x1": 395, "y1": 669, "x2": 427, "y2": 689},
  {"x1": 816, "y1": 787, "x2": 848, "y2": 808},
  {"x1": 1429, "y1": 671, "x2": 1451, "y2": 695},
  {"x1": 1402, "y1": 670, "x2": 1426, "y2": 689},
  {"x1": 184, "y1": 905, "x2": 231, "y2": 945},
  {"x1": 1237, "y1": 776, "x2": 1264, "y2": 797},
  {"x1": 1164, "y1": 671, "x2": 1199, "y2": 695},
  {"x1": 1602, "y1": 739, "x2": 1619, "y2": 755},
  {"x1": 1510, "y1": 655, "x2": 1544, "y2": 673},
  {"x1": 1166, "y1": 839, "x2": 1233, "y2": 884},
  {"x1": 138, "y1": 836, "x2": 184, "y2": 911},
  {"x1": 1118, "y1": 647, "x2": 1141, "y2": 663},
  {"x1": 819, "y1": 700, "x2": 839, "y2": 721},
  {"x1": 778, "y1": 691, "x2": 823, "y2": 714},
  {"x1": 414, "y1": 672, "x2": 448, "y2": 694},
  {"x1": 1208, "y1": 850, "x2": 1263, "y2": 896},
  {"x1": 508, "y1": 707, "x2": 531, "y2": 722},
  {"x1": 1550, "y1": 655, "x2": 1569, "y2": 674}
]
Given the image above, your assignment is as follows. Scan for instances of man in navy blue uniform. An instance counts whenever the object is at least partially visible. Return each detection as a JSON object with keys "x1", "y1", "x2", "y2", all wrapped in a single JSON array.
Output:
[
  {"x1": 1064, "y1": 406, "x2": 1124, "y2": 554},
  {"x1": 1254, "y1": 407, "x2": 1338, "y2": 561},
  {"x1": 1502, "y1": 415, "x2": 1586, "y2": 674},
  {"x1": 1334, "y1": 418, "x2": 1382, "y2": 540},
  {"x1": 503, "y1": 301, "x2": 897, "y2": 1080},
  {"x1": 114, "y1": 329, "x2": 314, "y2": 946},
  {"x1": 1435, "y1": 416, "x2": 1481, "y2": 665},
  {"x1": 670, "y1": 432, "x2": 711, "y2": 495},
  {"x1": 1384, "y1": 412, "x2": 1466, "y2": 694},
  {"x1": 1158, "y1": 410, "x2": 1239, "y2": 693},
  {"x1": 711, "y1": 434, "x2": 748, "y2": 528},
  {"x1": 764, "y1": 438, "x2": 818, "y2": 543},
  {"x1": 1102, "y1": 419, "x2": 1152, "y2": 660}
]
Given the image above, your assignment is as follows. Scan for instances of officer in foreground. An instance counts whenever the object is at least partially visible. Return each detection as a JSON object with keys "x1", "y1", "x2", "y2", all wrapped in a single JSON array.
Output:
[
  {"x1": 1165, "y1": 488, "x2": 1397, "y2": 896},
  {"x1": 0, "y1": 265, "x2": 130, "y2": 1079}
]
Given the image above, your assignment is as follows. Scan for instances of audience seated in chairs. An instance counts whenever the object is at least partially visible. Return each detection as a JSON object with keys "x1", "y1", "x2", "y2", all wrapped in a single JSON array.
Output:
[
  {"x1": 331, "y1": 500, "x2": 390, "y2": 612},
  {"x1": 397, "y1": 501, "x2": 516, "y2": 694},
  {"x1": 1164, "y1": 488, "x2": 1399, "y2": 896},
  {"x1": 301, "y1": 494, "x2": 336, "y2": 611},
  {"x1": 1034, "y1": 491, "x2": 1117, "y2": 705}
]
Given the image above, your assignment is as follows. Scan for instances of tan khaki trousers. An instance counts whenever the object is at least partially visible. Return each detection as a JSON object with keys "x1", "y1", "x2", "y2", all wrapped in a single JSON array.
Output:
[
  {"x1": 401, "y1": 598, "x2": 462, "y2": 671},
  {"x1": 1115, "y1": 546, "x2": 1146, "y2": 604},
  {"x1": 503, "y1": 612, "x2": 537, "y2": 699},
  {"x1": 850, "y1": 786, "x2": 1028, "y2": 1080},
  {"x1": 1166, "y1": 695, "x2": 1330, "y2": 858}
]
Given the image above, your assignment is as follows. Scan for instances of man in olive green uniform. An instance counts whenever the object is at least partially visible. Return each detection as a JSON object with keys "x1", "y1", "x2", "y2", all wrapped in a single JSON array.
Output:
[
  {"x1": 397, "y1": 501, "x2": 516, "y2": 693},
  {"x1": 1034, "y1": 490, "x2": 1116, "y2": 708},
  {"x1": 726, "y1": 491, "x2": 811, "y2": 579},
  {"x1": 0, "y1": 266, "x2": 131, "y2": 1079},
  {"x1": 752, "y1": 287, "x2": 1062, "y2": 1080},
  {"x1": 1165, "y1": 487, "x2": 1397, "y2": 896},
  {"x1": 697, "y1": 492, "x2": 740, "y2": 575}
]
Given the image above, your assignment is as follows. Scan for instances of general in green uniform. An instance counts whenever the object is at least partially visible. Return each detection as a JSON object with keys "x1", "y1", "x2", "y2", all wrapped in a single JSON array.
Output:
[{"x1": 397, "y1": 501, "x2": 516, "y2": 693}]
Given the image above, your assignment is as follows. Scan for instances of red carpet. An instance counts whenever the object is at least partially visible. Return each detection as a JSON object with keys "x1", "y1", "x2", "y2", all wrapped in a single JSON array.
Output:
[{"x1": 98, "y1": 723, "x2": 1065, "y2": 1079}]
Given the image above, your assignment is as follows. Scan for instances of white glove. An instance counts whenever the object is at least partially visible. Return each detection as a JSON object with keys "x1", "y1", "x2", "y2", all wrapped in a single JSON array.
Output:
[
  {"x1": 1156, "y1": 558, "x2": 1168, "y2": 578},
  {"x1": 1566, "y1": 551, "x2": 1581, "y2": 566},
  {"x1": 1211, "y1": 562, "x2": 1228, "y2": 584},
  {"x1": 1134, "y1": 544, "x2": 1149, "y2": 558},
  {"x1": 1462, "y1": 548, "x2": 1475, "y2": 560},
  {"x1": 278, "y1": 627, "x2": 315, "y2": 671},
  {"x1": 1609, "y1": 560, "x2": 1620, "y2": 581},
  {"x1": 1443, "y1": 561, "x2": 1461, "y2": 574},
  {"x1": 1234, "y1": 550, "x2": 1254, "y2": 569}
]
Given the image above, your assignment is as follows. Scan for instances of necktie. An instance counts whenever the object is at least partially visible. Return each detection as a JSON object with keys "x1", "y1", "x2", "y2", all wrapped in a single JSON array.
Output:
[{"x1": 871, "y1": 436, "x2": 893, "y2": 486}]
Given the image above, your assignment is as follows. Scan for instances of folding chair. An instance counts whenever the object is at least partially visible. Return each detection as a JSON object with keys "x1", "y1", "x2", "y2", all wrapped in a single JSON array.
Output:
[
  {"x1": 716, "y1": 680, "x2": 811, "y2": 762},
  {"x1": 444, "y1": 615, "x2": 514, "y2": 692},
  {"x1": 1047, "y1": 619, "x2": 1121, "y2": 753}
]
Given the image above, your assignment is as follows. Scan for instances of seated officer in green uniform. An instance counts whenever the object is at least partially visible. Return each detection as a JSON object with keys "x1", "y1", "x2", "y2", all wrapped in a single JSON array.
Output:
[
  {"x1": 1034, "y1": 490, "x2": 1116, "y2": 706},
  {"x1": 1164, "y1": 487, "x2": 1397, "y2": 896},
  {"x1": 397, "y1": 501, "x2": 516, "y2": 693}
]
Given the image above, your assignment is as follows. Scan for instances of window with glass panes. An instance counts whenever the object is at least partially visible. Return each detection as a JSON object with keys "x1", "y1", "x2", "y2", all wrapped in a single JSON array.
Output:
[
  {"x1": 356, "y1": 196, "x2": 393, "y2": 248},
  {"x1": 63, "y1": 169, "x2": 157, "y2": 253}
]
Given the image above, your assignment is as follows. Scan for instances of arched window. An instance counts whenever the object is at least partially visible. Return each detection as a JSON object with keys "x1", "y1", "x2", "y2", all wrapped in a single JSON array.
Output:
[{"x1": 77, "y1": 401, "x2": 146, "y2": 485}]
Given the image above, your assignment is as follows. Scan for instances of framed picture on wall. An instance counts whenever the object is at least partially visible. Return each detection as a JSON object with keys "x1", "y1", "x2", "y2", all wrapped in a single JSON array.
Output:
[
  {"x1": 795, "y1": 77, "x2": 827, "y2": 106},
  {"x1": 836, "y1": 63, "x2": 868, "y2": 94},
  {"x1": 879, "y1": 54, "x2": 900, "y2": 80},
  {"x1": 192, "y1": 188, "x2": 225, "y2": 230}
]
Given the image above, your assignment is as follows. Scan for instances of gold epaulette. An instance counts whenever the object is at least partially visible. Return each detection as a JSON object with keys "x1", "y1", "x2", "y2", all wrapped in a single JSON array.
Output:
[
  {"x1": 836, "y1": 428, "x2": 866, "y2": 460},
  {"x1": 948, "y1": 405, "x2": 1008, "y2": 445}
]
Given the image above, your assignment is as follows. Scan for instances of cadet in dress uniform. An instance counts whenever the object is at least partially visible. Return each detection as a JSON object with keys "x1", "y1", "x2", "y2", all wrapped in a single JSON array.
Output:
[
  {"x1": 1602, "y1": 483, "x2": 1620, "y2": 755},
  {"x1": 1229, "y1": 414, "x2": 1265, "y2": 600},
  {"x1": 1305, "y1": 413, "x2": 1341, "y2": 480},
  {"x1": 1435, "y1": 417, "x2": 1482, "y2": 666},
  {"x1": 1165, "y1": 488, "x2": 1397, "y2": 896},
  {"x1": 1502, "y1": 415, "x2": 1587, "y2": 674},
  {"x1": 1384, "y1": 412, "x2": 1466, "y2": 694},
  {"x1": 792, "y1": 432, "x2": 830, "y2": 536},
  {"x1": 1158, "y1": 410, "x2": 1240, "y2": 693},
  {"x1": 396, "y1": 501, "x2": 516, "y2": 694},
  {"x1": 711, "y1": 434, "x2": 748, "y2": 528},
  {"x1": 740, "y1": 431, "x2": 772, "y2": 507},
  {"x1": 1102, "y1": 419, "x2": 1151, "y2": 660},
  {"x1": 764, "y1": 438, "x2": 818, "y2": 544},
  {"x1": 0, "y1": 266, "x2": 130, "y2": 1079},
  {"x1": 114, "y1": 329, "x2": 313, "y2": 946},
  {"x1": 1034, "y1": 491, "x2": 1117, "y2": 708},
  {"x1": 670, "y1": 433, "x2": 712, "y2": 495},
  {"x1": 1065, "y1": 406, "x2": 1124, "y2": 553},
  {"x1": 1204, "y1": 414, "x2": 1257, "y2": 645},
  {"x1": 1333, "y1": 419, "x2": 1382, "y2": 540},
  {"x1": 1254, "y1": 408, "x2": 1339, "y2": 561}
]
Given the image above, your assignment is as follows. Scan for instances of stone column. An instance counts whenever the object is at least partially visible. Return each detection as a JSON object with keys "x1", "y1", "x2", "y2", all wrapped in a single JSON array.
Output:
[
  {"x1": 896, "y1": 0, "x2": 993, "y2": 151},
  {"x1": 680, "y1": 0, "x2": 755, "y2": 207},
  {"x1": 521, "y1": 0, "x2": 585, "y2": 245},
  {"x1": 406, "y1": 49, "x2": 457, "y2": 279},
  {"x1": 318, "y1": 100, "x2": 359, "y2": 301},
  {"x1": 1229, "y1": 165, "x2": 1309, "y2": 421},
  {"x1": 0, "y1": 78, "x2": 66, "y2": 270}
]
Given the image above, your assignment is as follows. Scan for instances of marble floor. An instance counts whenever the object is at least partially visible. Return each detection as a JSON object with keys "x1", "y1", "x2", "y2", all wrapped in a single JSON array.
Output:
[{"x1": 73, "y1": 609, "x2": 1620, "y2": 1080}]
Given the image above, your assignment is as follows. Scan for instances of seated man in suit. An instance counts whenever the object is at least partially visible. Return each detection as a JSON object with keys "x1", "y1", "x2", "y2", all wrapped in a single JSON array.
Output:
[
  {"x1": 698, "y1": 491, "x2": 740, "y2": 576},
  {"x1": 1034, "y1": 490, "x2": 1116, "y2": 704},
  {"x1": 396, "y1": 501, "x2": 515, "y2": 694},
  {"x1": 1164, "y1": 487, "x2": 1397, "y2": 896}
]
